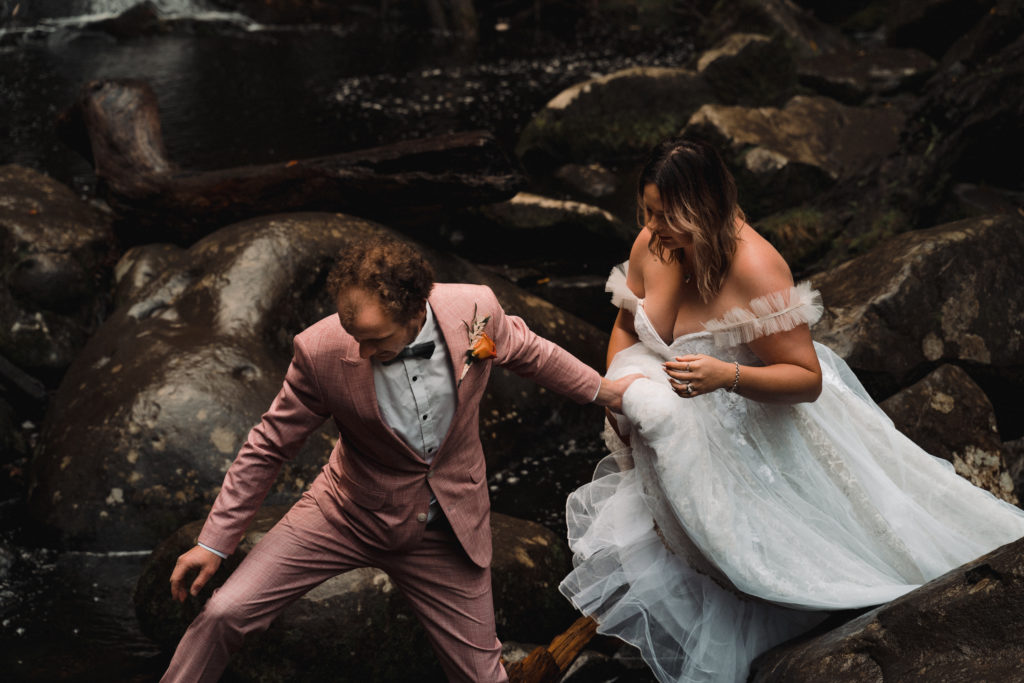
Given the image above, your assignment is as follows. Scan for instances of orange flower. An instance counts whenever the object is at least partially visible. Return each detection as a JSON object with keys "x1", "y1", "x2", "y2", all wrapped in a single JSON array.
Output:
[
  {"x1": 459, "y1": 304, "x2": 495, "y2": 386},
  {"x1": 469, "y1": 331, "x2": 496, "y2": 360}
]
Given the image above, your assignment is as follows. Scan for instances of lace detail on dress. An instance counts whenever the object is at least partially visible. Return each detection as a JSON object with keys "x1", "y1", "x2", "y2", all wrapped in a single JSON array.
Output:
[
  {"x1": 703, "y1": 281, "x2": 823, "y2": 348},
  {"x1": 605, "y1": 262, "x2": 639, "y2": 314}
]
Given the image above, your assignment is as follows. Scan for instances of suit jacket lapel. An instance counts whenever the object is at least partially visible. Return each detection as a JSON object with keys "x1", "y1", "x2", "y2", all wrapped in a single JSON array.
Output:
[{"x1": 429, "y1": 287, "x2": 472, "y2": 398}]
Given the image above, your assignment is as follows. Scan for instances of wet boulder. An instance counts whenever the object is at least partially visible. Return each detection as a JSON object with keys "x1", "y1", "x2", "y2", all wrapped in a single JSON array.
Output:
[
  {"x1": 134, "y1": 508, "x2": 573, "y2": 683},
  {"x1": 0, "y1": 165, "x2": 114, "y2": 387},
  {"x1": 752, "y1": 205, "x2": 842, "y2": 274},
  {"x1": 516, "y1": 67, "x2": 715, "y2": 172},
  {"x1": 796, "y1": 46, "x2": 936, "y2": 104},
  {"x1": 446, "y1": 192, "x2": 635, "y2": 273},
  {"x1": 811, "y1": 213, "x2": 1024, "y2": 430},
  {"x1": 701, "y1": 0, "x2": 853, "y2": 58},
  {"x1": 683, "y1": 95, "x2": 904, "y2": 217},
  {"x1": 553, "y1": 163, "x2": 621, "y2": 200},
  {"x1": 696, "y1": 33, "x2": 796, "y2": 106},
  {"x1": 29, "y1": 212, "x2": 608, "y2": 550},
  {"x1": 880, "y1": 364, "x2": 1017, "y2": 505},
  {"x1": 750, "y1": 534, "x2": 1024, "y2": 682}
]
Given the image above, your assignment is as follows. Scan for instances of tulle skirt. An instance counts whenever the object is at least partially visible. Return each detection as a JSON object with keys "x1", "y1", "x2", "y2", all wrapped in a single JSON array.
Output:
[{"x1": 560, "y1": 342, "x2": 1024, "y2": 683}]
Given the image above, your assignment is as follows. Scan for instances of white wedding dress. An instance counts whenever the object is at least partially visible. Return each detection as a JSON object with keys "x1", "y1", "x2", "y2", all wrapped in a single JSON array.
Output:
[{"x1": 560, "y1": 264, "x2": 1024, "y2": 683}]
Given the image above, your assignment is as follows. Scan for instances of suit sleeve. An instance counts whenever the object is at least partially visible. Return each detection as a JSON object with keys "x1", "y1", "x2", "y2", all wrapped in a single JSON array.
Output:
[
  {"x1": 484, "y1": 288, "x2": 602, "y2": 404},
  {"x1": 197, "y1": 338, "x2": 329, "y2": 555}
]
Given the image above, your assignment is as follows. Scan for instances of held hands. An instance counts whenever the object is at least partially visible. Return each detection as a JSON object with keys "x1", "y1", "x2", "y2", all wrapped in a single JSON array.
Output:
[
  {"x1": 594, "y1": 373, "x2": 645, "y2": 413},
  {"x1": 663, "y1": 354, "x2": 734, "y2": 398},
  {"x1": 169, "y1": 545, "x2": 223, "y2": 603}
]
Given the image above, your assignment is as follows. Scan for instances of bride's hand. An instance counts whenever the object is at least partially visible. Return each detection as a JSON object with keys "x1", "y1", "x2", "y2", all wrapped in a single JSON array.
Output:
[{"x1": 663, "y1": 354, "x2": 734, "y2": 398}]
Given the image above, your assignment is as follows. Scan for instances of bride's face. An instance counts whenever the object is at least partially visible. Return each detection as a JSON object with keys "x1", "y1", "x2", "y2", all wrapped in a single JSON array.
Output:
[{"x1": 643, "y1": 184, "x2": 694, "y2": 252}]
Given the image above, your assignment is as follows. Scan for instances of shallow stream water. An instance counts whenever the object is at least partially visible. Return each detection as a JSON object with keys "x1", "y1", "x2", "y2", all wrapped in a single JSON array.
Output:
[{"x1": 1, "y1": 2, "x2": 694, "y2": 680}]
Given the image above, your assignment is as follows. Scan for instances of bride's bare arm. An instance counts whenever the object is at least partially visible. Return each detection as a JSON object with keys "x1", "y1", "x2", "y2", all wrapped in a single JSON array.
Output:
[
  {"x1": 663, "y1": 228, "x2": 822, "y2": 404},
  {"x1": 608, "y1": 308, "x2": 639, "y2": 369},
  {"x1": 607, "y1": 229, "x2": 651, "y2": 369}
]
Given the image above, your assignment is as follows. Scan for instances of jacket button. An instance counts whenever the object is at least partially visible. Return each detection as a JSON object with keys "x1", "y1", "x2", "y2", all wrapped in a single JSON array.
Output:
[{"x1": 416, "y1": 512, "x2": 427, "y2": 523}]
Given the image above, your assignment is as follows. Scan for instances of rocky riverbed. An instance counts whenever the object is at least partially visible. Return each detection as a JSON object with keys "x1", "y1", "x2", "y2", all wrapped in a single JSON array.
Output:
[{"x1": 2, "y1": 1, "x2": 1024, "y2": 681}]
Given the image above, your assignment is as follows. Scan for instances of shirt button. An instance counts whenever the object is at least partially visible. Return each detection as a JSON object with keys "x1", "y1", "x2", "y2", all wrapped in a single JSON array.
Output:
[
  {"x1": 416, "y1": 512, "x2": 427, "y2": 523},
  {"x1": 422, "y1": 414, "x2": 428, "y2": 420},
  {"x1": 412, "y1": 376, "x2": 419, "y2": 381},
  {"x1": 427, "y1": 470, "x2": 434, "y2": 479}
]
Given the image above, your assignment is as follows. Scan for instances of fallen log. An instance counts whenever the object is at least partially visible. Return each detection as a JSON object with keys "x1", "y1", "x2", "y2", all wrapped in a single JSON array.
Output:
[
  {"x1": 507, "y1": 615, "x2": 599, "y2": 683},
  {"x1": 58, "y1": 79, "x2": 524, "y2": 244}
]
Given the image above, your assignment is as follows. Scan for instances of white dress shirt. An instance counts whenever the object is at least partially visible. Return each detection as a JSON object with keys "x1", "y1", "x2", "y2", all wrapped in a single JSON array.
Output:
[{"x1": 372, "y1": 303, "x2": 456, "y2": 468}]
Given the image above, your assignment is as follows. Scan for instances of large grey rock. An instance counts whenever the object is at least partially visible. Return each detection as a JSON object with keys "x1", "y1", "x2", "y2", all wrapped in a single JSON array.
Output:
[
  {"x1": 683, "y1": 95, "x2": 904, "y2": 216},
  {"x1": 880, "y1": 364, "x2": 1017, "y2": 505},
  {"x1": 134, "y1": 509, "x2": 574, "y2": 683},
  {"x1": 750, "y1": 535, "x2": 1024, "y2": 682},
  {"x1": 0, "y1": 165, "x2": 114, "y2": 386},
  {"x1": 811, "y1": 214, "x2": 1024, "y2": 410},
  {"x1": 696, "y1": 33, "x2": 797, "y2": 106},
  {"x1": 29, "y1": 212, "x2": 607, "y2": 550},
  {"x1": 516, "y1": 67, "x2": 715, "y2": 171},
  {"x1": 797, "y1": 46, "x2": 936, "y2": 104}
]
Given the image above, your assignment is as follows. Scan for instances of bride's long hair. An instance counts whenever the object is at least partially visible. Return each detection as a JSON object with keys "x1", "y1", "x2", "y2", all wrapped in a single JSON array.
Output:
[{"x1": 638, "y1": 138, "x2": 742, "y2": 303}]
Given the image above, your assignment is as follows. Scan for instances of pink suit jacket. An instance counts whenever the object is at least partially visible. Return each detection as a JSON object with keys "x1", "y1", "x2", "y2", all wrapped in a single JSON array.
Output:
[{"x1": 197, "y1": 283, "x2": 602, "y2": 568}]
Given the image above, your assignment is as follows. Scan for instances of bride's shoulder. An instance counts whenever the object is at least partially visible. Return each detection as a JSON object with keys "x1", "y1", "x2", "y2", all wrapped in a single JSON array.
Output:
[
  {"x1": 704, "y1": 227, "x2": 822, "y2": 346},
  {"x1": 727, "y1": 224, "x2": 794, "y2": 300}
]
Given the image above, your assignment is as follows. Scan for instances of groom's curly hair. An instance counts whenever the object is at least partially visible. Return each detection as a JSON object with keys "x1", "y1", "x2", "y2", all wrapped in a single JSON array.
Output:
[{"x1": 327, "y1": 235, "x2": 435, "y2": 325}]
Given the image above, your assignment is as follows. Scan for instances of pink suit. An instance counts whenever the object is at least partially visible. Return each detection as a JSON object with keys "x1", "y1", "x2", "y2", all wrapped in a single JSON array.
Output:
[{"x1": 162, "y1": 283, "x2": 602, "y2": 682}]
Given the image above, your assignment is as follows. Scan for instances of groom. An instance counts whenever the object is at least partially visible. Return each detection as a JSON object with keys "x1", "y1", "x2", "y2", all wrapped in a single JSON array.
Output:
[{"x1": 162, "y1": 236, "x2": 637, "y2": 682}]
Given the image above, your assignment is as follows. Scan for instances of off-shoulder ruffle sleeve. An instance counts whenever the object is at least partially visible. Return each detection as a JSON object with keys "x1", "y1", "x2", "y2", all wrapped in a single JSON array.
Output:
[
  {"x1": 605, "y1": 261, "x2": 640, "y2": 314},
  {"x1": 703, "y1": 281, "x2": 823, "y2": 347}
]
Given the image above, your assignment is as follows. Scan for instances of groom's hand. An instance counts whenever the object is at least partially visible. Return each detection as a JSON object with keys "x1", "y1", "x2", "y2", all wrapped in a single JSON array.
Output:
[
  {"x1": 593, "y1": 373, "x2": 644, "y2": 413},
  {"x1": 170, "y1": 545, "x2": 223, "y2": 602}
]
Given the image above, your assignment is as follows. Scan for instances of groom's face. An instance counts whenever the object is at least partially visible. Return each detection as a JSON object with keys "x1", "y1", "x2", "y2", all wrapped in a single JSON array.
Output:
[{"x1": 337, "y1": 287, "x2": 423, "y2": 362}]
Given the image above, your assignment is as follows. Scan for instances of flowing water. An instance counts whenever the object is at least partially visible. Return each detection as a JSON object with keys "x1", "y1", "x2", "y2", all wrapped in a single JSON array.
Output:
[{"x1": 0, "y1": 2, "x2": 694, "y2": 679}]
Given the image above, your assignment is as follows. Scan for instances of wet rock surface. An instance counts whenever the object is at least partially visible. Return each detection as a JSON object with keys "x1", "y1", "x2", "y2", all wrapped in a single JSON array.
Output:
[
  {"x1": 880, "y1": 364, "x2": 1017, "y2": 504},
  {"x1": 447, "y1": 191, "x2": 635, "y2": 274},
  {"x1": 0, "y1": 165, "x2": 114, "y2": 387},
  {"x1": 134, "y1": 508, "x2": 573, "y2": 682},
  {"x1": 516, "y1": 66, "x2": 716, "y2": 171},
  {"x1": 796, "y1": 46, "x2": 936, "y2": 104},
  {"x1": 28, "y1": 212, "x2": 607, "y2": 550},
  {"x1": 750, "y1": 534, "x2": 1024, "y2": 683},
  {"x1": 696, "y1": 33, "x2": 796, "y2": 106},
  {"x1": 811, "y1": 213, "x2": 1024, "y2": 433},
  {"x1": 683, "y1": 95, "x2": 905, "y2": 217},
  {"x1": 701, "y1": 0, "x2": 854, "y2": 57}
]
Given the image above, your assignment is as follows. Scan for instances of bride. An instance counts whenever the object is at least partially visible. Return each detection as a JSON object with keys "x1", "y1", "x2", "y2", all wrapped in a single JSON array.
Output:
[{"x1": 559, "y1": 138, "x2": 1024, "y2": 682}]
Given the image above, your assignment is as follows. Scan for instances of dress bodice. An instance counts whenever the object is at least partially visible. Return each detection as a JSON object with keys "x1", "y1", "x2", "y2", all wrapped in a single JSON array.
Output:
[{"x1": 605, "y1": 261, "x2": 824, "y2": 364}]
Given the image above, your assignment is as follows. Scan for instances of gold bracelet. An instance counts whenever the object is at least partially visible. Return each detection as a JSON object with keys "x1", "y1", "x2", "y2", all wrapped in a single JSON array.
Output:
[{"x1": 726, "y1": 361, "x2": 740, "y2": 392}]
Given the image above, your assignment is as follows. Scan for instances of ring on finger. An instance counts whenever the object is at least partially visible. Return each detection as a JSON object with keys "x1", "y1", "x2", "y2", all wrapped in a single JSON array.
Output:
[
  {"x1": 686, "y1": 363, "x2": 691, "y2": 372},
  {"x1": 685, "y1": 381, "x2": 694, "y2": 394}
]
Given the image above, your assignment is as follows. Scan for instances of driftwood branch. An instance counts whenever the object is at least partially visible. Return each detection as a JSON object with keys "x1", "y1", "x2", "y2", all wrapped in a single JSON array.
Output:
[
  {"x1": 507, "y1": 615, "x2": 599, "y2": 683},
  {"x1": 59, "y1": 79, "x2": 523, "y2": 244}
]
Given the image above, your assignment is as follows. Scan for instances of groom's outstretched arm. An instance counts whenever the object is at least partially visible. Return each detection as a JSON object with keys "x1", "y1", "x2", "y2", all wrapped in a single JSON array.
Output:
[{"x1": 482, "y1": 287, "x2": 640, "y2": 407}]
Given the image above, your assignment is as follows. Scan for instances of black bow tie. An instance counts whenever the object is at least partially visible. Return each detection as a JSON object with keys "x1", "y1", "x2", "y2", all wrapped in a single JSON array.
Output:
[{"x1": 382, "y1": 341, "x2": 435, "y2": 365}]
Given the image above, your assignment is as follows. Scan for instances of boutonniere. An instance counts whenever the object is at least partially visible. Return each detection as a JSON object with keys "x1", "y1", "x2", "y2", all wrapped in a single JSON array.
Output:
[{"x1": 459, "y1": 303, "x2": 496, "y2": 386}]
